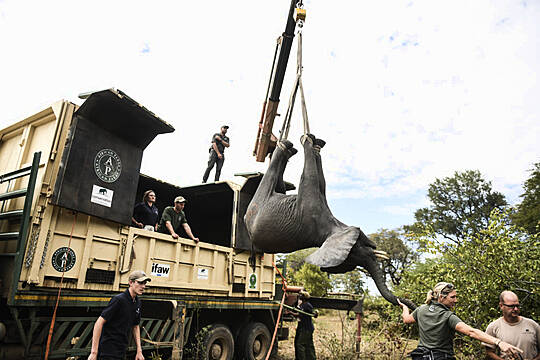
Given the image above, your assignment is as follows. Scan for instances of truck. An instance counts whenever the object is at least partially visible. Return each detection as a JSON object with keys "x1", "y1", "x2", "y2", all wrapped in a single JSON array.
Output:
[
  {"x1": 0, "y1": 88, "x2": 297, "y2": 360},
  {"x1": 0, "y1": 89, "x2": 362, "y2": 360}
]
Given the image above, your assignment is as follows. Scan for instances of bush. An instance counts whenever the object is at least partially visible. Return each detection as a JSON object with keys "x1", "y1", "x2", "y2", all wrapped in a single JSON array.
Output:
[{"x1": 397, "y1": 209, "x2": 540, "y2": 356}]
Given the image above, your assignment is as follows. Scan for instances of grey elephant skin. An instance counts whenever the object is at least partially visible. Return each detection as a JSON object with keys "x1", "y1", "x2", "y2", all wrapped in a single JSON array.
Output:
[{"x1": 245, "y1": 135, "x2": 416, "y2": 309}]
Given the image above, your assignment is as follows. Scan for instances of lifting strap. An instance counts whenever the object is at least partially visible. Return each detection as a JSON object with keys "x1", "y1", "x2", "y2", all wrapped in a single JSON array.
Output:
[{"x1": 279, "y1": 30, "x2": 310, "y2": 142}]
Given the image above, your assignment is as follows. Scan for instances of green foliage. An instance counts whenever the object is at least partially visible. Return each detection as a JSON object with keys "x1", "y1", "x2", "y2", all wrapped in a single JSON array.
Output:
[
  {"x1": 369, "y1": 228, "x2": 418, "y2": 285},
  {"x1": 330, "y1": 268, "x2": 365, "y2": 295},
  {"x1": 398, "y1": 209, "x2": 540, "y2": 356},
  {"x1": 513, "y1": 162, "x2": 540, "y2": 234},
  {"x1": 404, "y1": 170, "x2": 507, "y2": 245},
  {"x1": 290, "y1": 262, "x2": 332, "y2": 297}
]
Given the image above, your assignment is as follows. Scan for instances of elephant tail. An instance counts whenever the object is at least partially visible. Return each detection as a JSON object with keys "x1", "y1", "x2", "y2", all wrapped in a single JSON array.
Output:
[{"x1": 305, "y1": 226, "x2": 360, "y2": 268}]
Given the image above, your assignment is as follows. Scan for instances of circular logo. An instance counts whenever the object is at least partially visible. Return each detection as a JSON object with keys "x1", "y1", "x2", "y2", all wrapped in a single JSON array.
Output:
[
  {"x1": 52, "y1": 247, "x2": 76, "y2": 272},
  {"x1": 249, "y1": 273, "x2": 257, "y2": 289},
  {"x1": 94, "y1": 149, "x2": 122, "y2": 183}
]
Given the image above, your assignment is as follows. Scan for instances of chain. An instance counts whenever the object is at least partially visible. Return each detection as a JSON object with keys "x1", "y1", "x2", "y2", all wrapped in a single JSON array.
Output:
[
  {"x1": 24, "y1": 225, "x2": 40, "y2": 267},
  {"x1": 40, "y1": 230, "x2": 51, "y2": 269}
]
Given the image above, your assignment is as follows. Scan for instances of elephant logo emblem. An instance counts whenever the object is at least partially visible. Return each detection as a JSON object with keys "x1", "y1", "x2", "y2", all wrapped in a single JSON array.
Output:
[{"x1": 94, "y1": 149, "x2": 122, "y2": 183}]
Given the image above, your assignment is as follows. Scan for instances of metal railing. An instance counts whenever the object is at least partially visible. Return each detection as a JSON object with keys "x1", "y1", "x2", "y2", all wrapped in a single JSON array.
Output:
[{"x1": 0, "y1": 151, "x2": 41, "y2": 304}]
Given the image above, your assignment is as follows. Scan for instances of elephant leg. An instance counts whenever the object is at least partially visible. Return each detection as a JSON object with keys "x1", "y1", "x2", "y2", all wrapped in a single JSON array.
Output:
[
  {"x1": 273, "y1": 146, "x2": 289, "y2": 195},
  {"x1": 298, "y1": 134, "x2": 325, "y2": 206},
  {"x1": 313, "y1": 137, "x2": 327, "y2": 205},
  {"x1": 256, "y1": 140, "x2": 297, "y2": 200}
]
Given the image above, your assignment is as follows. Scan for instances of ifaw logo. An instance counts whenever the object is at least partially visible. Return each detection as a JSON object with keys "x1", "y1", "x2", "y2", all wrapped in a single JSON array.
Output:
[
  {"x1": 151, "y1": 263, "x2": 170, "y2": 277},
  {"x1": 94, "y1": 149, "x2": 122, "y2": 183}
]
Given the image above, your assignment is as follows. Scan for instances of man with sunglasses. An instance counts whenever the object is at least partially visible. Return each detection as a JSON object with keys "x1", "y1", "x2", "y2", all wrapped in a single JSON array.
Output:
[
  {"x1": 88, "y1": 270, "x2": 151, "y2": 360},
  {"x1": 484, "y1": 291, "x2": 540, "y2": 360}
]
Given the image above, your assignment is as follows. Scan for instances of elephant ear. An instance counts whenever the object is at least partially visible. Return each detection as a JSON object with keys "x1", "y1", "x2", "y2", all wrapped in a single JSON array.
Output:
[{"x1": 306, "y1": 226, "x2": 360, "y2": 268}]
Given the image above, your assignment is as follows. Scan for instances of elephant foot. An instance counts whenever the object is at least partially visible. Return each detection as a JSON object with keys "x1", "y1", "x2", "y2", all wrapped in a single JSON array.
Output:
[
  {"x1": 277, "y1": 140, "x2": 298, "y2": 158},
  {"x1": 314, "y1": 138, "x2": 326, "y2": 149},
  {"x1": 301, "y1": 134, "x2": 326, "y2": 152},
  {"x1": 300, "y1": 134, "x2": 316, "y2": 146}
]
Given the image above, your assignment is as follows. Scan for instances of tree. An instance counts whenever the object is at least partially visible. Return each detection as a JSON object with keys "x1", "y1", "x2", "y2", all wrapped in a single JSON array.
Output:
[
  {"x1": 397, "y1": 209, "x2": 540, "y2": 357},
  {"x1": 290, "y1": 263, "x2": 332, "y2": 297},
  {"x1": 513, "y1": 162, "x2": 540, "y2": 234},
  {"x1": 330, "y1": 269, "x2": 365, "y2": 295},
  {"x1": 404, "y1": 170, "x2": 507, "y2": 245},
  {"x1": 369, "y1": 228, "x2": 418, "y2": 285}
]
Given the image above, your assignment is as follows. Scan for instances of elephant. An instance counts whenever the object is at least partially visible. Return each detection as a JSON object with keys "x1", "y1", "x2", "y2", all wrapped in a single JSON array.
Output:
[{"x1": 245, "y1": 134, "x2": 416, "y2": 309}]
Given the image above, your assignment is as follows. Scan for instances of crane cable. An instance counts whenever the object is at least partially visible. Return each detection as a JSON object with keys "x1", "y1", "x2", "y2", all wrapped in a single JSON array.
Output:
[{"x1": 279, "y1": 23, "x2": 310, "y2": 142}]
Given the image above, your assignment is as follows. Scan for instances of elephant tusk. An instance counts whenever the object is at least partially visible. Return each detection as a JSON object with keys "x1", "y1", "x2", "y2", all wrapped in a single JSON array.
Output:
[{"x1": 374, "y1": 250, "x2": 390, "y2": 261}]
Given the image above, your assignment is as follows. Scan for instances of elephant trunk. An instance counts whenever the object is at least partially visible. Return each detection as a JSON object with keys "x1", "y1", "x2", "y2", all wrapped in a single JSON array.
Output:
[{"x1": 364, "y1": 254, "x2": 417, "y2": 310}]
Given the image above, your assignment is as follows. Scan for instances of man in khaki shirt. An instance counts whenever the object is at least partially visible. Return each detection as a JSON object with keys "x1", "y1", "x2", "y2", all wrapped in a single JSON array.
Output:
[{"x1": 484, "y1": 291, "x2": 540, "y2": 360}]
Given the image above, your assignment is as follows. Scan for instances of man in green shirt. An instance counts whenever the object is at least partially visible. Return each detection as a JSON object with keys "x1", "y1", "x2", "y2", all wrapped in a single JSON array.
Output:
[{"x1": 157, "y1": 196, "x2": 199, "y2": 242}]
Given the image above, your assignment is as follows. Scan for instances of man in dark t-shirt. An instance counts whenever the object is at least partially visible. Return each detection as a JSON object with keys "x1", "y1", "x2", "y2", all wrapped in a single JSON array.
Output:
[
  {"x1": 157, "y1": 196, "x2": 199, "y2": 242},
  {"x1": 294, "y1": 291, "x2": 318, "y2": 360},
  {"x1": 202, "y1": 125, "x2": 230, "y2": 183},
  {"x1": 88, "y1": 270, "x2": 150, "y2": 360}
]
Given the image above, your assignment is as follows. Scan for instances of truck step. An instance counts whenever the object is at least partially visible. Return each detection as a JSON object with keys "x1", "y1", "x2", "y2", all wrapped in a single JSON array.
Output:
[
  {"x1": 0, "y1": 209, "x2": 23, "y2": 220},
  {"x1": 0, "y1": 232, "x2": 19, "y2": 241},
  {"x1": 0, "y1": 189, "x2": 27, "y2": 201}
]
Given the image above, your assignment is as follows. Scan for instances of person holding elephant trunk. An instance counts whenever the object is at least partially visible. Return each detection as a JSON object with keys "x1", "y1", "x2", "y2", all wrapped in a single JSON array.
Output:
[{"x1": 398, "y1": 282, "x2": 523, "y2": 360}]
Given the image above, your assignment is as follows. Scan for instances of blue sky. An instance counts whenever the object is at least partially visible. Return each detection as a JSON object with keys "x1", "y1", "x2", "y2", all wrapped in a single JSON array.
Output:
[{"x1": 0, "y1": 0, "x2": 538, "y2": 236}]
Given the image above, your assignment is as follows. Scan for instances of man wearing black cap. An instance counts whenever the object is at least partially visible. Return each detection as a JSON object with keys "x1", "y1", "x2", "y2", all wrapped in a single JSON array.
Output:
[
  {"x1": 202, "y1": 125, "x2": 230, "y2": 183},
  {"x1": 88, "y1": 270, "x2": 151, "y2": 360}
]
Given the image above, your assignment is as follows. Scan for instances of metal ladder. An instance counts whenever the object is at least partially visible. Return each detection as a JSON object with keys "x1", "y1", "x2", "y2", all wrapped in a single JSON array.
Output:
[{"x1": 0, "y1": 151, "x2": 41, "y2": 304}]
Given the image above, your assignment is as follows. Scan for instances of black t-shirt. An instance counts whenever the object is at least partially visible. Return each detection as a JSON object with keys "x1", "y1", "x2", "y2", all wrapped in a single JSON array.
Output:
[
  {"x1": 132, "y1": 201, "x2": 159, "y2": 227},
  {"x1": 297, "y1": 301, "x2": 314, "y2": 332},
  {"x1": 211, "y1": 133, "x2": 230, "y2": 154},
  {"x1": 98, "y1": 289, "x2": 141, "y2": 359}
]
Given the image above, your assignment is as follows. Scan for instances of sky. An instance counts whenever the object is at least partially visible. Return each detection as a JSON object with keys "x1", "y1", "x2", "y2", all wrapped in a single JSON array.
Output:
[{"x1": 1, "y1": 0, "x2": 539, "y2": 235}]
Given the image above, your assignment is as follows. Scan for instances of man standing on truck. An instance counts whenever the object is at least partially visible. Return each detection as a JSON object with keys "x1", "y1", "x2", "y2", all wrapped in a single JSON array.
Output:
[
  {"x1": 202, "y1": 125, "x2": 230, "y2": 183},
  {"x1": 88, "y1": 270, "x2": 150, "y2": 360},
  {"x1": 157, "y1": 196, "x2": 199, "y2": 242}
]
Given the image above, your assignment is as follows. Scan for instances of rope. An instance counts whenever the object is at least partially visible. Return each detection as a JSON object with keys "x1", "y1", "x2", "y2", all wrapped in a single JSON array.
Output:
[
  {"x1": 279, "y1": 30, "x2": 310, "y2": 143},
  {"x1": 265, "y1": 260, "x2": 305, "y2": 359},
  {"x1": 265, "y1": 260, "x2": 288, "y2": 360},
  {"x1": 44, "y1": 211, "x2": 77, "y2": 360}
]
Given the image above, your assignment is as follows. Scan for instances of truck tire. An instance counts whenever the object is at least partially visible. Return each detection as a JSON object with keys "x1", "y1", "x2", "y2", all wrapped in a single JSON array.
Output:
[
  {"x1": 202, "y1": 324, "x2": 234, "y2": 360},
  {"x1": 238, "y1": 322, "x2": 271, "y2": 360}
]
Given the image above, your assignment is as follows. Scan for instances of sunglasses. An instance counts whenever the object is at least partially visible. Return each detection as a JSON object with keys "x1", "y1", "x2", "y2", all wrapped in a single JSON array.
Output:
[
  {"x1": 136, "y1": 280, "x2": 148, "y2": 285},
  {"x1": 502, "y1": 303, "x2": 520, "y2": 309}
]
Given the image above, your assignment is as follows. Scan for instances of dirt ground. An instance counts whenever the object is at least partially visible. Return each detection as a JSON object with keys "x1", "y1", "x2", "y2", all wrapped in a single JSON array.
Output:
[{"x1": 276, "y1": 310, "x2": 357, "y2": 360}]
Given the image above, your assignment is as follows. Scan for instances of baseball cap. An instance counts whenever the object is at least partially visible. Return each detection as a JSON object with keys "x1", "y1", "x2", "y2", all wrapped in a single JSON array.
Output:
[
  {"x1": 129, "y1": 270, "x2": 151, "y2": 282},
  {"x1": 174, "y1": 196, "x2": 187, "y2": 203},
  {"x1": 222, "y1": 125, "x2": 229, "y2": 129}
]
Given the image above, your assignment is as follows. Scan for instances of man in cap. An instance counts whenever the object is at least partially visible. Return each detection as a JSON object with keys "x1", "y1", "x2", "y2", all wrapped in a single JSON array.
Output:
[
  {"x1": 157, "y1": 196, "x2": 199, "y2": 242},
  {"x1": 202, "y1": 125, "x2": 230, "y2": 183},
  {"x1": 294, "y1": 290, "x2": 318, "y2": 360},
  {"x1": 484, "y1": 290, "x2": 540, "y2": 360},
  {"x1": 88, "y1": 270, "x2": 151, "y2": 360}
]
